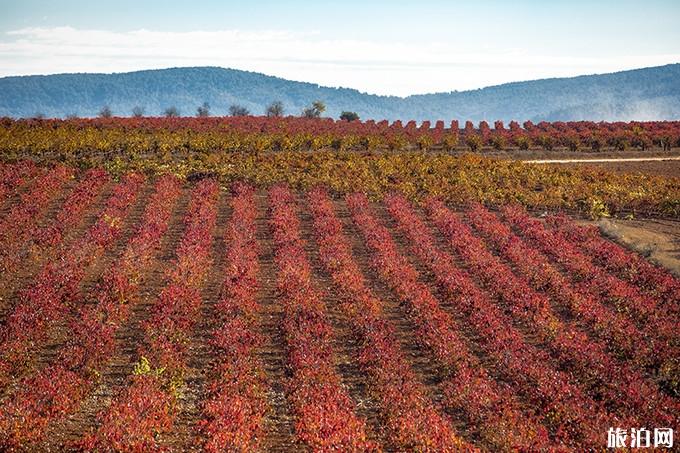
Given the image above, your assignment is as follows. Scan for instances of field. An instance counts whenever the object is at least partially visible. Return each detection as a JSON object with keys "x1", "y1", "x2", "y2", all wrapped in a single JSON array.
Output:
[
  {"x1": 0, "y1": 117, "x2": 679, "y2": 451},
  {"x1": 3, "y1": 117, "x2": 680, "y2": 156}
]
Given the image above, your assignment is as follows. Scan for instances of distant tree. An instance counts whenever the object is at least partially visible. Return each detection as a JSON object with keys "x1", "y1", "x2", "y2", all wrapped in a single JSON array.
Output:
[
  {"x1": 611, "y1": 135, "x2": 629, "y2": 151},
  {"x1": 302, "y1": 100, "x2": 326, "y2": 118},
  {"x1": 229, "y1": 104, "x2": 250, "y2": 116},
  {"x1": 132, "y1": 106, "x2": 145, "y2": 118},
  {"x1": 163, "y1": 106, "x2": 180, "y2": 118},
  {"x1": 33, "y1": 112, "x2": 46, "y2": 120},
  {"x1": 66, "y1": 113, "x2": 79, "y2": 120},
  {"x1": 266, "y1": 101, "x2": 284, "y2": 117},
  {"x1": 196, "y1": 102, "x2": 210, "y2": 117},
  {"x1": 631, "y1": 126, "x2": 651, "y2": 151},
  {"x1": 339, "y1": 111, "x2": 360, "y2": 122},
  {"x1": 658, "y1": 134, "x2": 672, "y2": 152},
  {"x1": 313, "y1": 100, "x2": 326, "y2": 114},
  {"x1": 98, "y1": 105, "x2": 113, "y2": 118}
]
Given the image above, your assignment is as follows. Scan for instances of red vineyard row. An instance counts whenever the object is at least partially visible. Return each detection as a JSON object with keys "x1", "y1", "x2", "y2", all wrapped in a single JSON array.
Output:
[{"x1": 0, "y1": 173, "x2": 678, "y2": 451}]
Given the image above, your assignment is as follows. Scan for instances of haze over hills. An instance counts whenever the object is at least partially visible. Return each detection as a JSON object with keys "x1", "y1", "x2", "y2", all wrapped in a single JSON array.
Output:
[{"x1": 0, "y1": 64, "x2": 679, "y2": 122}]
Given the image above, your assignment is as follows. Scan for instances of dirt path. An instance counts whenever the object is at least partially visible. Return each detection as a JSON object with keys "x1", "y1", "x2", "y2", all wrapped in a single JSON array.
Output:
[
  {"x1": 583, "y1": 217, "x2": 680, "y2": 276},
  {"x1": 525, "y1": 156, "x2": 680, "y2": 164},
  {"x1": 477, "y1": 147, "x2": 680, "y2": 159},
  {"x1": 523, "y1": 156, "x2": 680, "y2": 178}
]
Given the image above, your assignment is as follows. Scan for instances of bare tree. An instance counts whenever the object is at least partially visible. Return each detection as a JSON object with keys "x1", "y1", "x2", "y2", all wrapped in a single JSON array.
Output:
[
  {"x1": 163, "y1": 106, "x2": 180, "y2": 118},
  {"x1": 196, "y1": 102, "x2": 210, "y2": 117},
  {"x1": 98, "y1": 105, "x2": 113, "y2": 118},
  {"x1": 229, "y1": 104, "x2": 250, "y2": 116},
  {"x1": 132, "y1": 106, "x2": 145, "y2": 118},
  {"x1": 266, "y1": 101, "x2": 284, "y2": 117}
]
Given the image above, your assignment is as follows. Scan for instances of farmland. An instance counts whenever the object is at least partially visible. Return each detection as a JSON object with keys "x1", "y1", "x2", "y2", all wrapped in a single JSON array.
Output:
[
  {"x1": 2, "y1": 117, "x2": 680, "y2": 156},
  {"x1": 2, "y1": 117, "x2": 680, "y2": 218},
  {"x1": 0, "y1": 117, "x2": 679, "y2": 451}
]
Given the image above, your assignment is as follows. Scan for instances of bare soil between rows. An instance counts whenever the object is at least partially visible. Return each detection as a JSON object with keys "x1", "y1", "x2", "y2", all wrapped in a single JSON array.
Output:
[{"x1": 1, "y1": 180, "x2": 678, "y2": 451}]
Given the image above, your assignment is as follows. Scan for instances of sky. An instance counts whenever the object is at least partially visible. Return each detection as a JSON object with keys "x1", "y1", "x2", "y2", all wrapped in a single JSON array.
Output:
[{"x1": 1, "y1": 0, "x2": 679, "y2": 96}]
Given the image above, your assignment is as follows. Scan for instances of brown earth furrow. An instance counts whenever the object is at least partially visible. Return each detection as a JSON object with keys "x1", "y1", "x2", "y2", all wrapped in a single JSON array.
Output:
[
  {"x1": 332, "y1": 198, "x2": 455, "y2": 425},
  {"x1": 384, "y1": 202, "x2": 539, "y2": 409},
  {"x1": 46, "y1": 183, "x2": 191, "y2": 447},
  {"x1": 162, "y1": 187, "x2": 231, "y2": 451},
  {"x1": 255, "y1": 191, "x2": 301, "y2": 452},
  {"x1": 0, "y1": 181, "x2": 113, "y2": 321},
  {"x1": 393, "y1": 204, "x2": 548, "y2": 354},
  {"x1": 296, "y1": 194, "x2": 390, "y2": 451},
  {"x1": 34, "y1": 181, "x2": 155, "y2": 370}
]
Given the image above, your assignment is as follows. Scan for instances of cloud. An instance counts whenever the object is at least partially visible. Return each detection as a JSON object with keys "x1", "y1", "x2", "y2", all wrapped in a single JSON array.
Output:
[{"x1": 0, "y1": 26, "x2": 678, "y2": 96}]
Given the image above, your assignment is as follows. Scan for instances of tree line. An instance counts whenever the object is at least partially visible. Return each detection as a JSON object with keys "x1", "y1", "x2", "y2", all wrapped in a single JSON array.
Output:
[{"x1": 93, "y1": 101, "x2": 360, "y2": 121}]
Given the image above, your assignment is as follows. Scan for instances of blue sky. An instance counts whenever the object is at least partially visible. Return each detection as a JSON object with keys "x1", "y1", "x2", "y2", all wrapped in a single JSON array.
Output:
[{"x1": 1, "y1": 0, "x2": 679, "y2": 95}]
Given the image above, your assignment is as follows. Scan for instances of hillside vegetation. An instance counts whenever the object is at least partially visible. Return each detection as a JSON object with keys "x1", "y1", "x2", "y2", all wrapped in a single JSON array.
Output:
[{"x1": 1, "y1": 64, "x2": 679, "y2": 121}]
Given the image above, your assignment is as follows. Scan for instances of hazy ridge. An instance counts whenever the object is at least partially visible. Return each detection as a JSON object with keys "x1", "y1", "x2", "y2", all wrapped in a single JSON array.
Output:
[{"x1": 0, "y1": 64, "x2": 679, "y2": 121}]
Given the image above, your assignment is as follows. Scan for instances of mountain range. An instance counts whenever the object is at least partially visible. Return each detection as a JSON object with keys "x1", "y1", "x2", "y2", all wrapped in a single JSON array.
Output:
[{"x1": 1, "y1": 64, "x2": 679, "y2": 122}]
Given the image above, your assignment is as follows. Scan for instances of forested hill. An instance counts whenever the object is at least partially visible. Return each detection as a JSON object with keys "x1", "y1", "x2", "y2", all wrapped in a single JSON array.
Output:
[{"x1": 1, "y1": 64, "x2": 679, "y2": 121}]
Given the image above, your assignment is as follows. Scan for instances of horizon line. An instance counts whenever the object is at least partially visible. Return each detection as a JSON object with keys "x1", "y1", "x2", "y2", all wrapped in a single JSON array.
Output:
[{"x1": 2, "y1": 62, "x2": 678, "y2": 99}]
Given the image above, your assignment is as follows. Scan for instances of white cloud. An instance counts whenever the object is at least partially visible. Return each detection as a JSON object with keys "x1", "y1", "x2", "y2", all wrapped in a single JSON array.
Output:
[{"x1": 0, "y1": 26, "x2": 678, "y2": 96}]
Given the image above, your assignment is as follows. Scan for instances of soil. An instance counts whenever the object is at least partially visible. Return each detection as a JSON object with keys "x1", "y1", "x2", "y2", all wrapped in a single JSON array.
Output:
[
  {"x1": 482, "y1": 147, "x2": 680, "y2": 161},
  {"x1": 487, "y1": 147, "x2": 680, "y2": 178},
  {"x1": 297, "y1": 196, "x2": 391, "y2": 450},
  {"x1": 1, "y1": 176, "x2": 678, "y2": 451},
  {"x1": 544, "y1": 160, "x2": 680, "y2": 178},
  {"x1": 580, "y1": 217, "x2": 680, "y2": 276},
  {"x1": 254, "y1": 191, "x2": 300, "y2": 452}
]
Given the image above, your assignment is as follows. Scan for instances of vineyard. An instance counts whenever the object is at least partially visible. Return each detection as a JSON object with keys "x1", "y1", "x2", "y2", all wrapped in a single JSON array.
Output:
[
  {"x1": 2, "y1": 117, "x2": 680, "y2": 156},
  {"x1": 1, "y1": 118, "x2": 680, "y2": 218},
  {"x1": 0, "y1": 160, "x2": 678, "y2": 451}
]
